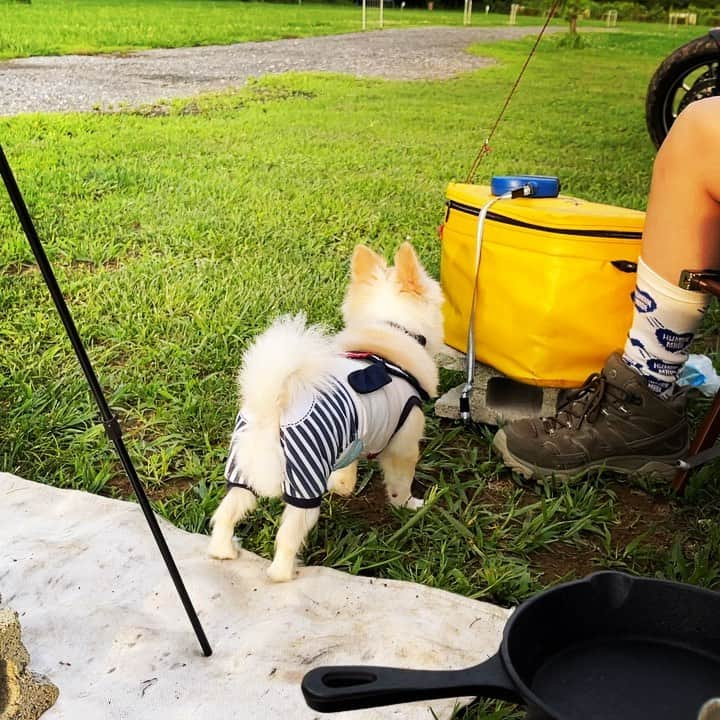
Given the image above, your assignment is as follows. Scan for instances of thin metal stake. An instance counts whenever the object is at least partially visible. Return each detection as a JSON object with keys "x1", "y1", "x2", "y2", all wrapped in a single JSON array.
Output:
[{"x1": 0, "y1": 145, "x2": 212, "y2": 658}]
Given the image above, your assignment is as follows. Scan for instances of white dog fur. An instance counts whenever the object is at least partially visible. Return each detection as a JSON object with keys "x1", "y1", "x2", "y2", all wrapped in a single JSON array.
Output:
[{"x1": 208, "y1": 242, "x2": 444, "y2": 582}]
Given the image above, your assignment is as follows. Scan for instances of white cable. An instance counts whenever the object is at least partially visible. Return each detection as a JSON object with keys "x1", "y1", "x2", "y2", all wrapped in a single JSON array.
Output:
[{"x1": 459, "y1": 186, "x2": 531, "y2": 423}]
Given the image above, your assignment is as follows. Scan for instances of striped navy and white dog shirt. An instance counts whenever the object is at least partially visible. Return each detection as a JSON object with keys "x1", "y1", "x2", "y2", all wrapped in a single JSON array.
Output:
[{"x1": 224, "y1": 354, "x2": 428, "y2": 508}]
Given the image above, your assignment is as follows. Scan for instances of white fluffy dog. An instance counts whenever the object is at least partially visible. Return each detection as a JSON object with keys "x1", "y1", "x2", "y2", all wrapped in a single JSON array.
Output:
[{"x1": 208, "y1": 242, "x2": 444, "y2": 582}]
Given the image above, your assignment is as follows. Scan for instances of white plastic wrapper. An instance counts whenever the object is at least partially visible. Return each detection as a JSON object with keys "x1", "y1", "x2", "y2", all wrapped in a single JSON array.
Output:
[{"x1": 677, "y1": 354, "x2": 720, "y2": 396}]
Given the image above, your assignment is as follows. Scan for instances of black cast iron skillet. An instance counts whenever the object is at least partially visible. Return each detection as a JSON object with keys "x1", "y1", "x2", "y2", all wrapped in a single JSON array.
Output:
[{"x1": 302, "y1": 571, "x2": 720, "y2": 719}]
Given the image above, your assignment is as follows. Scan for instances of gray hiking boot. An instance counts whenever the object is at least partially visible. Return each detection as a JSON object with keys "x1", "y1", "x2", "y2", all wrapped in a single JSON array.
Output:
[{"x1": 492, "y1": 352, "x2": 689, "y2": 481}]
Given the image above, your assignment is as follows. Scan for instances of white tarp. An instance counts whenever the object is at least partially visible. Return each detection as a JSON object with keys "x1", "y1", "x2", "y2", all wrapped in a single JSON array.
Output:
[{"x1": 0, "y1": 472, "x2": 510, "y2": 719}]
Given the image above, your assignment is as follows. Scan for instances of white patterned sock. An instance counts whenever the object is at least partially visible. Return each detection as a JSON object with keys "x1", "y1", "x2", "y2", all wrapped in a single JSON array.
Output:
[{"x1": 622, "y1": 257, "x2": 709, "y2": 397}]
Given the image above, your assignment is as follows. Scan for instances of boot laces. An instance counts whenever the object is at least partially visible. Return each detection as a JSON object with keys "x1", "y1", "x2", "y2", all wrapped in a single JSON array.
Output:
[{"x1": 543, "y1": 372, "x2": 636, "y2": 432}]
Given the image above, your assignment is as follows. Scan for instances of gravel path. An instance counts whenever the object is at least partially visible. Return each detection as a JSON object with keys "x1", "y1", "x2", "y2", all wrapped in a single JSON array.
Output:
[{"x1": 1, "y1": 26, "x2": 560, "y2": 116}]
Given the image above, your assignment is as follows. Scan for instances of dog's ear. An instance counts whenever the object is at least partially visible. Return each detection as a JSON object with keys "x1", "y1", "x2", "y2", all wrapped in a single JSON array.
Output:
[
  {"x1": 394, "y1": 242, "x2": 426, "y2": 296},
  {"x1": 351, "y1": 244, "x2": 387, "y2": 283}
]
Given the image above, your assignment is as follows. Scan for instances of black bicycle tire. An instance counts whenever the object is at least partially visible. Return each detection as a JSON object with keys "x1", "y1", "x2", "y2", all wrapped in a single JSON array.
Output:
[{"x1": 645, "y1": 33, "x2": 720, "y2": 149}]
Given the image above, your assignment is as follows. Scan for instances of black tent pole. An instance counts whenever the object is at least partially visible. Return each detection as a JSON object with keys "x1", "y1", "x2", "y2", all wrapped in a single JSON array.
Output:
[{"x1": 0, "y1": 145, "x2": 212, "y2": 658}]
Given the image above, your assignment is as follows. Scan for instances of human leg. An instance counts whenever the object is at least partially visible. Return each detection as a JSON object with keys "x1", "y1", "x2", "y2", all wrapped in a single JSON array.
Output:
[
  {"x1": 623, "y1": 97, "x2": 720, "y2": 395},
  {"x1": 642, "y1": 96, "x2": 720, "y2": 282},
  {"x1": 493, "y1": 97, "x2": 720, "y2": 480}
]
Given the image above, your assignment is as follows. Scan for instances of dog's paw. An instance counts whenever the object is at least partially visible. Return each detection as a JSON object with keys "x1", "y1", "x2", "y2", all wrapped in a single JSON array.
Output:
[
  {"x1": 327, "y1": 464, "x2": 357, "y2": 496},
  {"x1": 388, "y1": 493, "x2": 424, "y2": 509},
  {"x1": 404, "y1": 496, "x2": 424, "y2": 511},
  {"x1": 266, "y1": 561, "x2": 295, "y2": 583},
  {"x1": 207, "y1": 535, "x2": 239, "y2": 560}
]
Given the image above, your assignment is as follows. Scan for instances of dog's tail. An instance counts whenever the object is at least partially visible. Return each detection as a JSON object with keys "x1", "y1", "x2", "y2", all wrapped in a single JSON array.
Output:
[
  {"x1": 232, "y1": 314, "x2": 337, "y2": 498},
  {"x1": 239, "y1": 313, "x2": 337, "y2": 424}
]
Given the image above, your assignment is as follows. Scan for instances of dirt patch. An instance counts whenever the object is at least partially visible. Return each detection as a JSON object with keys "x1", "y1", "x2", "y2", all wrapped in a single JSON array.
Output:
[
  {"x1": 105, "y1": 473, "x2": 193, "y2": 502},
  {"x1": 532, "y1": 542, "x2": 598, "y2": 584},
  {"x1": 126, "y1": 103, "x2": 172, "y2": 117},
  {"x1": 339, "y1": 446, "x2": 687, "y2": 587},
  {"x1": 1, "y1": 263, "x2": 37, "y2": 277},
  {"x1": 340, "y1": 470, "x2": 395, "y2": 526},
  {"x1": 609, "y1": 482, "x2": 678, "y2": 547},
  {"x1": 531, "y1": 480, "x2": 684, "y2": 584}
]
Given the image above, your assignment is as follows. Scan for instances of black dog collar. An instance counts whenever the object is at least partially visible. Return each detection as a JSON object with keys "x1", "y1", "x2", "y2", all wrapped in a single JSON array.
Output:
[{"x1": 385, "y1": 321, "x2": 427, "y2": 347}]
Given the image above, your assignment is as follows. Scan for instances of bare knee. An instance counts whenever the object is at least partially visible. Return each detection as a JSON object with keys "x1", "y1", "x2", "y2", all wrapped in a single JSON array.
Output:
[
  {"x1": 668, "y1": 96, "x2": 720, "y2": 141},
  {"x1": 681, "y1": 96, "x2": 720, "y2": 137},
  {"x1": 658, "y1": 98, "x2": 720, "y2": 172}
]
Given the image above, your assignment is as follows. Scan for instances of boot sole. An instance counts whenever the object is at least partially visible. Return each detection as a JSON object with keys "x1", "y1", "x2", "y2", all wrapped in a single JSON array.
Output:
[{"x1": 492, "y1": 429, "x2": 685, "y2": 482}]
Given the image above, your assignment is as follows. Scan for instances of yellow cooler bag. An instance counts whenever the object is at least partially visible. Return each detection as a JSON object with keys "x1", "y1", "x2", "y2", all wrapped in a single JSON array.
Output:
[{"x1": 441, "y1": 183, "x2": 645, "y2": 388}]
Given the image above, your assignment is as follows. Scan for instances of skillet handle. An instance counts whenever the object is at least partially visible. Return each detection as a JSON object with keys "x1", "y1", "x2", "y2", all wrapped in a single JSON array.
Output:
[{"x1": 301, "y1": 652, "x2": 522, "y2": 713}]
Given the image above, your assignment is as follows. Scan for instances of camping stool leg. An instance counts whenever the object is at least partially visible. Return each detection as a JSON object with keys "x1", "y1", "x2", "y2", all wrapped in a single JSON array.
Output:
[
  {"x1": 0, "y1": 145, "x2": 212, "y2": 657},
  {"x1": 673, "y1": 389, "x2": 720, "y2": 493},
  {"x1": 673, "y1": 270, "x2": 720, "y2": 494}
]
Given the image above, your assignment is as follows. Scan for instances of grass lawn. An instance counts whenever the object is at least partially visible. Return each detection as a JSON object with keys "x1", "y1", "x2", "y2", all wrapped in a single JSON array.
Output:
[
  {"x1": 1, "y1": 15, "x2": 719, "y2": 719},
  {"x1": 1, "y1": 0, "x2": 551, "y2": 59}
]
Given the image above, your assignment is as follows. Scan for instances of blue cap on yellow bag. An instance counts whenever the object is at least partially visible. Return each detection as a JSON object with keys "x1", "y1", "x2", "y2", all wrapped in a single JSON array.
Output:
[{"x1": 491, "y1": 175, "x2": 561, "y2": 198}]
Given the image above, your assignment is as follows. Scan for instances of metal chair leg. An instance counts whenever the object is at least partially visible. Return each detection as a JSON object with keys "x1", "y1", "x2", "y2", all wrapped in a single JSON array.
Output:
[
  {"x1": 673, "y1": 388, "x2": 720, "y2": 493},
  {"x1": 673, "y1": 270, "x2": 720, "y2": 494}
]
